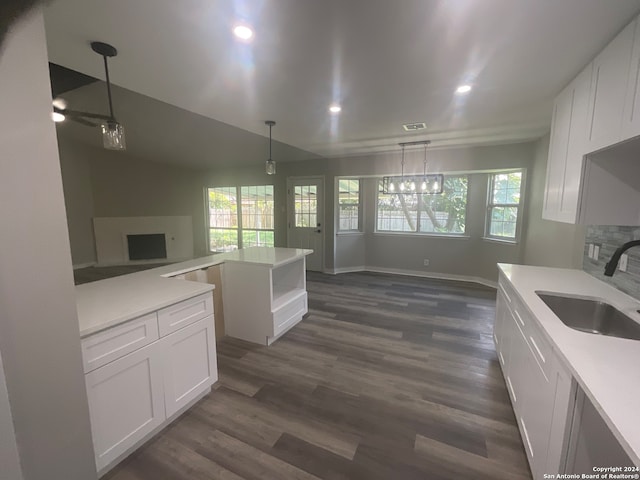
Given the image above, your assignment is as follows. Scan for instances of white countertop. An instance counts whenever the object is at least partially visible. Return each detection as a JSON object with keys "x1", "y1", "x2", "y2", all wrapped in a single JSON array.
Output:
[
  {"x1": 76, "y1": 247, "x2": 312, "y2": 337},
  {"x1": 499, "y1": 264, "x2": 640, "y2": 466},
  {"x1": 76, "y1": 274, "x2": 214, "y2": 337},
  {"x1": 221, "y1": 247, "x2": 313, "y2": 267}
]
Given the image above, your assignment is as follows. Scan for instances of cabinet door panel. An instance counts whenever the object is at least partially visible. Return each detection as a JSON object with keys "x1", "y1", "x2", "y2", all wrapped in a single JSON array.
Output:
[
  {"x1": 623, "y1": 19, "x2": 640, "y2": 139},
  {"x1": 520, "y1": 347, "x2": 554, "y2": 479},
  {"x1": 85, "y1": 342, "x2": 164, "y2": 471},
  {"x1": 506, "y1": 319, "x2": 529, "y2": 413},
  {"x1": 559, "y1": 65, "x2": 592, "y2": 223},
  {"x1": 544, "y1": 90, "x2": 572, "y2": 220},
  {"x1": 587, "y1": 21, "x2": 635, "y2": 152},
  {"x1": 162, "y1": 317, "x2": 217, "y2": 418}
]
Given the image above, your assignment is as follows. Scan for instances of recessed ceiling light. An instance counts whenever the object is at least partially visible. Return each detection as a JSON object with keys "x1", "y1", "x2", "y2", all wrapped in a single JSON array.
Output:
[
  {"x1": 329, "y1": 104, "x2": 342, "y2": 114},
  {"x1": 456, "y1": 84, "x2": 472, "y2": 94},
  {"x1": 233, "y1": 24, "x2": 254, "y2": 41}
]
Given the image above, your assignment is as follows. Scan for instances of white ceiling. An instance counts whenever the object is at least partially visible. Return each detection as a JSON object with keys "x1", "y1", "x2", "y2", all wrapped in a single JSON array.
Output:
[{"x1": 44, "y1": 0, "x2": 640, "y2": 161}]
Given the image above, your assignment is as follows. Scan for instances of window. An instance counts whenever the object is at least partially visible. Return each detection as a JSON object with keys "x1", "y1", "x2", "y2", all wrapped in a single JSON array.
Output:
[
  {"x1": 486, "y1": 171, "x2": 523, "y2": 241},
  {"x1": 207, "y1": 185, "x2": 274, "y2": 252},
  {"x1": 207, "y1": 187, "x2": 238, "y2": 251},
  {"x1": 294, "y1": 185, "x2": 317, "y2": 227},
  {"x1": 240, "y1": 185, "x2": 275, "y2": 247},
  {"x1": 376, "y1": 175, "x2": 468, "y2": 234},
  {"x1": 337, "y1": 179, "x2": 361, "y2": 231}
]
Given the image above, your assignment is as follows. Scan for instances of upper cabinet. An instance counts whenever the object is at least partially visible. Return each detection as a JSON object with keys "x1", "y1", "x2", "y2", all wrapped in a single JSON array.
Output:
[
  {"x1": 545, "y1": 14, "x2": 640, "y2": 225},
  {"x1": 622, "y1": 20, "x2": 640, "y2": 139},
  {"x1": 586, "y1": 21, "x2": 636, "y2": 152},
  {"x1": 543, "y1": 65, "x2": 591, "y2": 223}
]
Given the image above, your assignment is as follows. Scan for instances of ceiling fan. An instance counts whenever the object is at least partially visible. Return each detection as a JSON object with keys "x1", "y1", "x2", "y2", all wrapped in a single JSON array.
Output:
[{"x1": 53, "y1": 41, "x2": 126, "y2": 151}]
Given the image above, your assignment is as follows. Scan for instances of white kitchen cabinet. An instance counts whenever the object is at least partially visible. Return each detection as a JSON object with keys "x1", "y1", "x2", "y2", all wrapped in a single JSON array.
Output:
[
  {"x1": 85, "y1": 342, "x2": 165, "y2": 472},
  {"x1": 544, "y1": 65, "x2": 592, "y2": 223},
  {"x1": 586, "y1": 20, "x2": 636, "y2": 152},
  {"x1": 162, "y1": 317, "x2": 217, "y2": 418},
  {"x1": 494, "y1": 275, "x2": 575, "y2": 478},
  {"x1": 623, "y1": 19, "x2": 640, "y2": 139},
  {"x1": 223, "y1": 248, "x2": 310, "y2": 345},
  {"x1": 543, "y1": 14, "x2": 640, "y2": 225},
  {"x1": 544, "y1": 78, "x2": 574, "y2": 222},
  {"x1": 82, "y1": 292, "x2": 217, "y2": 475}
]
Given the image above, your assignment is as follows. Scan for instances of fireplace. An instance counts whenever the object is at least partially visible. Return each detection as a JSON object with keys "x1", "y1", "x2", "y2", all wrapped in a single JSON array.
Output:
[
  {"x1": 126, "y1": 233, "x2": 167, "y2": 261},
  {"x1": 93, "y1": 216, "x2": 193, "y2": 266}
]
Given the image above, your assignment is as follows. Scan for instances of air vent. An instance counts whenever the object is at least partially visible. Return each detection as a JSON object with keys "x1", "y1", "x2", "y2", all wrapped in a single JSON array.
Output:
[{"x1": 402, "y1": 122, "x2": 427, "y2": 132}]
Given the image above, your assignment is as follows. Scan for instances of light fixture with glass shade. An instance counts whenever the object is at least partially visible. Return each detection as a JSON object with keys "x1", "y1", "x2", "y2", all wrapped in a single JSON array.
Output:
[
  {"x1": 52, "y1": 41, "x2": 126, "y2": 151},
  {"x1": 381, "y1": 140, "x2": 443, "y2": 194},
  {"x1": 265, "y1": 120, "x2": 276, "y2": 175}
]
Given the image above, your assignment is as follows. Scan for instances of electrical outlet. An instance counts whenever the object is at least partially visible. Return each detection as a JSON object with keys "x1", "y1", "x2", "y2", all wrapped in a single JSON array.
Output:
[
  {"x1": 594, "y1": 245, "x2": 600, "y2": 260},
  {"x1": 423, "y1": 259, "x2": 430, "y2": 267},
  {"x1": 620, "y1": 254, "x2": 629, "y2": 272},
  {"x1": 588, "y1": 244, "x2": 594, "y2": 259}
]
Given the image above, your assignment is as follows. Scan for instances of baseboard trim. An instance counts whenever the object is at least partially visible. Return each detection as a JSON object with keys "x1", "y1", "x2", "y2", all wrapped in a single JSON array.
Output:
[
  {"x1": 72, "y1": 261, "x2": 97, "y2": 270},
  {"x1": 326, "y1": 266, "x2": 367, "y2": 275},
  {"x1": 327, "y1": 265, "x2": 497, "y2": 289}
]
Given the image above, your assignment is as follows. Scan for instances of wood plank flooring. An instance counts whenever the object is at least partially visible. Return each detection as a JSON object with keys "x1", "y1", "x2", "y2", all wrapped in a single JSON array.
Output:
[{"x1": 103, "y1": 271, "x2": 531, "y2": 480}]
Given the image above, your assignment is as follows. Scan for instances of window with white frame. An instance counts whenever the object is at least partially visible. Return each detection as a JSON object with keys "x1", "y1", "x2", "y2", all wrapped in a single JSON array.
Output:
[
  {"x1": 207, "y1": 185, "x2": 274, "y2": 252},
  {"x1": 337, "y1": 179, "x2": 361, "y2": 231},
  {"x1": 486, "y1": 171, "x2": 523, "y2": 241},
  {"x1": 376, "y1": 175, "x2": 468, "y2": 234}
]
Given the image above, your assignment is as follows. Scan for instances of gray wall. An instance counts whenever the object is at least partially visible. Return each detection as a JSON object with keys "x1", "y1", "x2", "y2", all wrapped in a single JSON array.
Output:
[
  {"x1": 0, "y1": 11, "x2": 97, "y2": 479},
  {"x1": 60, "y1": 137, "x2": 579, "y2": 283},
  {"x1": 58, "y1": 138, "x2": 208, "y2": 263},
  {"x1": 58, "y1": 137, "x2": 96, "y2": 265},
  {"x1": 521, "y1": 134, "x2": 586, "y2": 268}
]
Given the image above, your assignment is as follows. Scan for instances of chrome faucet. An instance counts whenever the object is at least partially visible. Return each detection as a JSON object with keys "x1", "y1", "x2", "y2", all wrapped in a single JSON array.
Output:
[{"x1": 604, "y1": 239, "x2": 640, "y2": 276}]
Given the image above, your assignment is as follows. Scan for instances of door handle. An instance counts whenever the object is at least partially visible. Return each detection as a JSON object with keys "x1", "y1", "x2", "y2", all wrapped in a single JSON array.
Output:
[{"x1": 315, "y1": 229, "x2": 322, "y2": 233}]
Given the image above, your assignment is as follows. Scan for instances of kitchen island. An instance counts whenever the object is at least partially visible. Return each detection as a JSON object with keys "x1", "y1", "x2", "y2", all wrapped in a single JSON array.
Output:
[{"x1": 75, "y1": 247, "x2": 312, "y2": 476}]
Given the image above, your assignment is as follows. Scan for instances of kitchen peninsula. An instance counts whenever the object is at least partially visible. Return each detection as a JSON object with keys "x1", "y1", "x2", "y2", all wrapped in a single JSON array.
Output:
[{"x1": 75, "y1": 247, "x2": 312, "y2": 475}]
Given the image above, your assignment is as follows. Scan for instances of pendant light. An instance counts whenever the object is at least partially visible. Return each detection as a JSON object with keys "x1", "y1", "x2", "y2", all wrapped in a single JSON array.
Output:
[
  {"x1": 265, "y1": 120, "x2": 276, "y2": 175},
  {"x1": 91, "y1": 41, "x2": 126, "y2": 150},
  {"x1": 382, "y1": 140, "x2": 444, "y2": 194}
]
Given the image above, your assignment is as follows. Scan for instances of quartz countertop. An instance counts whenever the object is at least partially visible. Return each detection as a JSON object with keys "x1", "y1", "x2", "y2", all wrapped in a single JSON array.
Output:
[
  {"x1": 76, "y1": 274, "x2": 213, "y2": 337},
  {"x1": 498, "y1": 264, "x2": 640, "y2": 466},
  {"x1": 76, "y1": 247, "x2": 312, "y2": 337}
]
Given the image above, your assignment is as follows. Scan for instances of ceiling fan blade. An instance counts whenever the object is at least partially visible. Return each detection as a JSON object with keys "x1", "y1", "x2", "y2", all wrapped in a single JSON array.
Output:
[
  {"x1": 69, "y1": 116, "x2": 99, "y2": 127},
  {"x1": 63, "y1": 108, "x2": 112, "y2": 122}
]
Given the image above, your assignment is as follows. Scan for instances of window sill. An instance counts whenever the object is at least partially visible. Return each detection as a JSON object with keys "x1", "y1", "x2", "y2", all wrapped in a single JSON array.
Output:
[
  {"x1": 373, "y1": 232, "x2": 470, "y2": 240},
  {"x1": 482, "y1": 236, "x2": 518, "y2": 245},
  {"x1": 336, "y1": 231, "x2": 364, "y2": 236}
]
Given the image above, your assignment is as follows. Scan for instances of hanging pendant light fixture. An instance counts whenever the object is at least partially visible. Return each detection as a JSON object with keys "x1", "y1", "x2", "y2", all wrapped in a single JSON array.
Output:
[
  {"x1": 92, "y1": 41, "x2": 126, "y2": 150},
  {"x1": 382, "y1": 140, "x2": 444, "y2": 194},
  {"x1": 53, "y1": 42, "x2": 126, "y2": 150},
  {"x1": 265, "y1": 120, "x2": 276, "y2": 175},
  {"x1": 51, "y1": 41, "x2": 127, "y2": 151}
]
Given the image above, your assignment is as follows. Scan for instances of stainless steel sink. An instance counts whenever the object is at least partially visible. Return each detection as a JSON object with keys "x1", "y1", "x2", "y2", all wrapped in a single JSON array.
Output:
[{"x1": 536, "y1": 292, "x2": 640, "y2": 341}]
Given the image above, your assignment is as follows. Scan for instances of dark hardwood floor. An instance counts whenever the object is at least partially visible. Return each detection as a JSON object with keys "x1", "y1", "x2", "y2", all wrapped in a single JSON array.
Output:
[{"x1": 103, "y1": 271, "x2": 531, "y2": 480}]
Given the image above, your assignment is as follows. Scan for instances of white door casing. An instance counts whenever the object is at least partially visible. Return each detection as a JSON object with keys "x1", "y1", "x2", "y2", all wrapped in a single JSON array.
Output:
[{"x1": 287, "y1": 177, "x2": 324, "y2": 271}]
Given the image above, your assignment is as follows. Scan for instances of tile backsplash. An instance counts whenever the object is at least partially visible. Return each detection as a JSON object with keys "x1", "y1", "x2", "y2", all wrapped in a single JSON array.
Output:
[{"x1": 583, "y1": 225, "x2": 640, "y2": 300}]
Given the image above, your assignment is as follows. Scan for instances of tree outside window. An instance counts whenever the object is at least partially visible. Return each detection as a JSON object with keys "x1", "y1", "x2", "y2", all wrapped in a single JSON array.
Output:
[{"x1": 376, "y1": 176, "x2": 468, "y2": 234}]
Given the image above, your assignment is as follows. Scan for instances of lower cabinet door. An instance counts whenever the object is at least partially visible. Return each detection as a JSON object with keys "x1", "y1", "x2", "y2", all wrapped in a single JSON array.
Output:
[
  {"x1": 85, "y1": 342, "x2": 165, "y2": 472},
  {"x1": 162, "y1": 316, "x2": 218, "y2": 418},
  {"x1": 519, "y1": 356, "x2": 555, "y2": 479}
]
